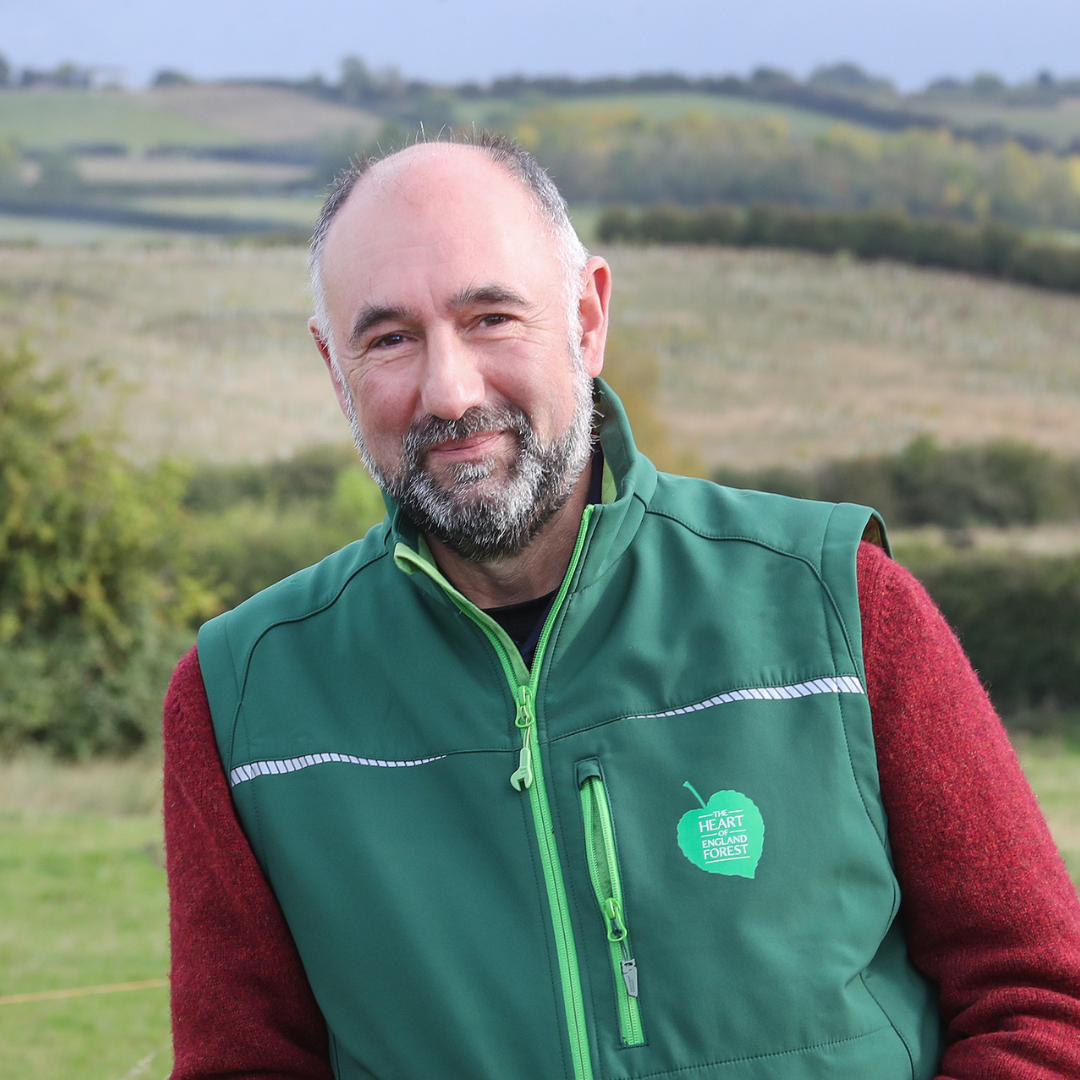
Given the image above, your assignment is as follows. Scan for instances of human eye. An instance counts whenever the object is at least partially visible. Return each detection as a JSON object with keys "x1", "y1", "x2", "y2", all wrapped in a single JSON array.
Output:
[
  {"x1": 370, "y1": 330, "x2": 408, "y2": 350},
  {"x1": 478, "y1": 313, "x2": 511, "y2": 328}
]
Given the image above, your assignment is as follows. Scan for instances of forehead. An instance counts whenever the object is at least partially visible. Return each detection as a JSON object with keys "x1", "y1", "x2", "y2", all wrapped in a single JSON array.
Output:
[{"x1": 318, "y1": 146, "x2": 564, "y2": 323}]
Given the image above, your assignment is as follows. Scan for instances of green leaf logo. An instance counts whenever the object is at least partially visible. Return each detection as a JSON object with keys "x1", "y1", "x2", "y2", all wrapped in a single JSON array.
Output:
[{"x1": 677, "y1": 783, "x2": 764, "y2": 878}]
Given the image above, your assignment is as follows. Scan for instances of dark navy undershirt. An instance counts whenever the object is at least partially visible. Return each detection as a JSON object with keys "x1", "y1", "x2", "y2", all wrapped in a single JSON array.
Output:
[{"x1": 483, "y1": 445, "x2": 604, "y2": 668}]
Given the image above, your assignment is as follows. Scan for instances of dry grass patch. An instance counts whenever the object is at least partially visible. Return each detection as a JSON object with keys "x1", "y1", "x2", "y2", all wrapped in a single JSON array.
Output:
[
  {"x1": 6, "y1": 242, "x2": 1080, "y2": 469},
  {"x1": 602, "y1": 245, "x2": 1080, "y2": 469},
  {"x1": 0, "y1": 242, "x2": 348, "y2": 462}
]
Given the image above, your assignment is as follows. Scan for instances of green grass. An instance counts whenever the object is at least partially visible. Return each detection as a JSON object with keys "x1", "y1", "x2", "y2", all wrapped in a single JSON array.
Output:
[
  {"x1": 0, "y1": 758, "x2": 170, "y2": 1079},
  {"x1": 0, "y1": 733, "x2": 1074, "y2": 1077},
  {"x1": 130, "y1": 194, "x2": 323, "y2": 228},
  {"x1": 911, "y1": 98, "x2": 1080, "y2": 149},
  {"x1": 1017, "y1": 736, "x2": 1080, "y2": 886},
  {"x1": 0, "y1": 89, "x2": 237, "y2": 152}
]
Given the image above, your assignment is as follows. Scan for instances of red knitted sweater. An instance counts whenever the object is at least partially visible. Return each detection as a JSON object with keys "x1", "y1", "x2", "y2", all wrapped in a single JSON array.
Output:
[{"x1": 163, "y1": 542, "x2": 1080, "y2": 1079}]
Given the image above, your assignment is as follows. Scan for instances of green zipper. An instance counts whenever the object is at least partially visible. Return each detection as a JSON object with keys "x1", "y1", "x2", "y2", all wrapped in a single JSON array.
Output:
[
  {"x1": 393, "y1": 504, "x2": 596, "y2": 1080},
  {"x1": 580, "y1": 774, "x2": 646, "y2": 1046}
]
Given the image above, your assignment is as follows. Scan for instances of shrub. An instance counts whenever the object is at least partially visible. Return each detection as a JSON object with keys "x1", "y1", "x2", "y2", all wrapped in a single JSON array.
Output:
[
  {"x1": 903, "y1": 549, "x2": 1080, "y2": 715},
  {"x1": 182, "y1": 452, "x2": 386, "y2": 607},
  {"x1": 713, "y1": 435, "x2": 1080, "y2": 528},
  {"x1": 0, "y1": 342, "x2": 212, "y2": 756}
]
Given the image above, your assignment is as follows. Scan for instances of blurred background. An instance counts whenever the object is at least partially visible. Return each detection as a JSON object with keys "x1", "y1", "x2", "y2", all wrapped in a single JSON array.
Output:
[{"x1": 3, "y1": 2, "x2": 1080, "y2": 1075}]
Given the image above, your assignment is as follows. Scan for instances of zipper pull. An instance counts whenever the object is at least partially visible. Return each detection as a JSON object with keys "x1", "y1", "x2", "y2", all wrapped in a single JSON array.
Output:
[
  {"x1": 603, "y1": 897, "x2": 628, "y2": 941},
  {"x1": 620, "y1": 959, "x2": 639, "y2": 998},
  {"x1": 510, "y1": 685, "x2": 535, "y2": 790},
  {"x1": 514, "y1": 685, "x2": 535, "y2": 728},
  {"x1": 510, "y1": 742, "x2": 533, "y2": 790}
]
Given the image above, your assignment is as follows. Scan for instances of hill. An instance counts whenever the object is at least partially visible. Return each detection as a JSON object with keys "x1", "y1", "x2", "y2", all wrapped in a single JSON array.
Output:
[{"x1": 4, "y1": 239, "x2": 1080, "y2": 470}]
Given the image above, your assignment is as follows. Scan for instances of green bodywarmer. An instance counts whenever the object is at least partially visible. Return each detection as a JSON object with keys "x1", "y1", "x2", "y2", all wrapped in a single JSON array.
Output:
[{"x1": 198, "y1": 382, "x2": 942, "y2": 1080}]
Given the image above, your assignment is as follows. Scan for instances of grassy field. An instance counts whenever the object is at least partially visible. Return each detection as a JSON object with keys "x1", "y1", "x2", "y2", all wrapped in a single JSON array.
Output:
[
  {"x1": 911, "y1": 96, "x2": 1080, "y2": 149},
  {"x1": 0, "y1": 85, "x2": 379, "y2": 152},
  {"x1": 0, "y1": 741, "x2": 1074, "y2": 1080},
  {"x1": 5, "y1": 240, "x2": 1080, "y2": 469},
  {"x1": 0, "y1": 89, "x2": 236, "y2": 152},
  {"x1": 0, "y1": 759, "x2": 171, "y2": 1080}
]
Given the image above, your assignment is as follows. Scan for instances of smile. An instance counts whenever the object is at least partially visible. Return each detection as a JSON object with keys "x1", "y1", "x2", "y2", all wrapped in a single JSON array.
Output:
[{"x1": 426, "y1": 430, "x2": 513, "y2": 460}]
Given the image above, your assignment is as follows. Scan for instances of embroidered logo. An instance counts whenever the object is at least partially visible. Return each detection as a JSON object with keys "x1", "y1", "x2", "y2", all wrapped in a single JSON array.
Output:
[{"x1": 677, "y1": 782, "x2": 764, "y2": 878}]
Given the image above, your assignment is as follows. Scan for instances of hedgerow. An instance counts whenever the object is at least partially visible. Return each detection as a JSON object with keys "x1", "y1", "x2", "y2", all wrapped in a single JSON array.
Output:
[{"x1": 598, "y1": 204, "x2": 1080, "y2": 294}]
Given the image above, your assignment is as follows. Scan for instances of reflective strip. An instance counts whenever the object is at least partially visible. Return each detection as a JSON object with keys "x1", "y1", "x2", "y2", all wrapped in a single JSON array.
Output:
[
  {"x1": 229, "y1": 752, "x2": 446, "y2": 787},
  {"x1": 625, "y1": 675, "x2": 865, "y2": 721}
]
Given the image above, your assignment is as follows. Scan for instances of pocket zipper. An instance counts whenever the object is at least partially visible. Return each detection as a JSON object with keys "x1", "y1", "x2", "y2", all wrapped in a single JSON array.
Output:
[{"x1": 580, "y1": 774, "x2": 645, "y2": 1046}]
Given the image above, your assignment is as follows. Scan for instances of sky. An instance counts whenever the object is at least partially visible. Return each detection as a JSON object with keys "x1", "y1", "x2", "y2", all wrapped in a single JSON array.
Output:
[{"x1": 2, "y1": 0, "x2": 1080, "y2": 91}]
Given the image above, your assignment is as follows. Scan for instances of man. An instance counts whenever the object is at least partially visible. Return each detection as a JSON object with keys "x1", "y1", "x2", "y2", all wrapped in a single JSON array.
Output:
[{"x1": 165, "y1": 134, "x2": 1080, "y2": 1079}]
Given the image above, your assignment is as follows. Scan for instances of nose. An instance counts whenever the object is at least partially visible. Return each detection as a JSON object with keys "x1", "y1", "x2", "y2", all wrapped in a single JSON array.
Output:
[{"x1": 419, "y1": 327, "x2": 486, "y2": 420}]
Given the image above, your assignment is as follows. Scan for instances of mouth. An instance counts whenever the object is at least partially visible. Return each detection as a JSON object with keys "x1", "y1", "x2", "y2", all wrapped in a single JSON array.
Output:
[{"x1": 426, "y1": 430, "x2": 513, "y2": 462}]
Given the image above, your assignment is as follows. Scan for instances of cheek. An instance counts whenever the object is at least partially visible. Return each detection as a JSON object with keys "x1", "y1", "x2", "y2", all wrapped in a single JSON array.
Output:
[{"x1": 353, "y1": 369, "x2": 417, "y2": 447}]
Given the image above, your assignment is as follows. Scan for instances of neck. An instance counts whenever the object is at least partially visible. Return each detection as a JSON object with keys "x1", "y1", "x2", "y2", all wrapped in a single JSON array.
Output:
[{"x1": 423, "y1": 465, "x2": 593, "y2": 609}]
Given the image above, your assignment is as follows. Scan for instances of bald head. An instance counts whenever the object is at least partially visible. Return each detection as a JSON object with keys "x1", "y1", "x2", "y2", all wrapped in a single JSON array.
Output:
[{"x1": 309, "y1": 135, "x2": 588, "y2": 344}]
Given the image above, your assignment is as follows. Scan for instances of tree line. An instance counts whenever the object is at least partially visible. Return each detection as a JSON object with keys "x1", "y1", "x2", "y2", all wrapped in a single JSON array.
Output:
[{"x1": 597, "y1": 203, "x2": 1080, "y2": 294}]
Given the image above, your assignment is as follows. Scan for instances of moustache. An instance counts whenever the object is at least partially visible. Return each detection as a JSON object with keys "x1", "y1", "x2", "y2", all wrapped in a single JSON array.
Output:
[{"x1": 402, "y1": 405, "x2": 533, "y2": 465}]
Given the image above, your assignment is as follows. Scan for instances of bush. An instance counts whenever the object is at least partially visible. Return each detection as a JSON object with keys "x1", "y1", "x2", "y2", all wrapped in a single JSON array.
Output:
[
  {"x1": 182, "y1": 452, "x2": 385, "y2": 607},
  {"x1": 902, "y1": 549, "x2": 1080, "y2": 715},
  {"x1": 713, "y1": 435, "x2": 1080, "y2": 528},
  {"x1": 182, "y1": 443, "x2": 361, "y2": 512},
  {"x1": 0, "y1": 342, "x2": 212, "y2": 756}
]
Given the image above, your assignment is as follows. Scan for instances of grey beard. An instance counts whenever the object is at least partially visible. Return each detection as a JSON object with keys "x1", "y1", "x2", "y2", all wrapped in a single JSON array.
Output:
[{"x1": 347, "y1": 373, "x2": 596, "y2": 563}]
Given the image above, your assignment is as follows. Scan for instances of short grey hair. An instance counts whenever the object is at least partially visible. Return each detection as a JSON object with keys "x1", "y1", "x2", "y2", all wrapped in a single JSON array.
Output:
[{"x1": 308, "y1": 130, "x2": 590, "y2": 348}]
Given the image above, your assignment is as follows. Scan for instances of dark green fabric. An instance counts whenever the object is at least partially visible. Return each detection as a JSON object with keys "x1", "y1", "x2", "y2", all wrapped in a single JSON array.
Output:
[{"x1": 198, "y1": 381, "x2": 941, "y2": 1080}]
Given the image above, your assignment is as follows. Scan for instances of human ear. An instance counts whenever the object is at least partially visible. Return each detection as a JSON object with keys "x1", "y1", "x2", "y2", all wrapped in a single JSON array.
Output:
[
  {"x1": 309, "y1": 317, "x2": 354, "y2": 421},
  {"x1": 576, "y1": 257, "x2": 611, "y2": 379}
]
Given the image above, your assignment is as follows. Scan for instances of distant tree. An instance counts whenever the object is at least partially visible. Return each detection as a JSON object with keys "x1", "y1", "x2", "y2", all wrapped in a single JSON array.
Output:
[
  {"x1": 19, "y1": 61, "x2": 91, "y2": 89},
  {"x1": 748, "y1": 66, "x2": 797, "y2": 92},
  {"x1": 152, "y1": 68, "x2": 195, "y2": 87},
  {"x1": 340, "y1": 55, "x2": 376, "y2": 105},
  {"x1": 923, "y1": 76, "x2": 964, "y2": 96},
  {"x1": 0, "y1": 53, "x2": 10, "y2": 87},
  {"x1": 970, "y1": 72, "x2": 1006, "y2": 97},
  {"x1": 808, "y1": 62, "x2": 894, "y2": 96}
]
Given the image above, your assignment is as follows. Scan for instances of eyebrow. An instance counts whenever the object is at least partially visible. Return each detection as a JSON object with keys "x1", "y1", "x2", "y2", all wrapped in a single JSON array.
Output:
[{"x1": 349, "y1": 305, "x2": 416, "y2": 347}]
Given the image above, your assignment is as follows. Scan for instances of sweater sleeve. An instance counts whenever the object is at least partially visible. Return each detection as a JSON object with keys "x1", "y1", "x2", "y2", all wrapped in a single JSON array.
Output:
[
  {"x1": 859, "y1": 541, "x2": 1080, "y2": 1080},
  {"x1": 164, "y1": 646, "x2": 334, "y2": 1080}
]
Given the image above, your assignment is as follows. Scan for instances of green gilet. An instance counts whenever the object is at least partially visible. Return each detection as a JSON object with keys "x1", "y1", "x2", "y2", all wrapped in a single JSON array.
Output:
[{"x1": 198, "y1": 381, "x2": 943, "y2": 1080}]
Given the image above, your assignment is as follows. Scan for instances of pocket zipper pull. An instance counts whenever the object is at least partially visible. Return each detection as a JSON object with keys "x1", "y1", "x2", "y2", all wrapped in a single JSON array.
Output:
[{"x1": 620, "y1": 959, "x2": 639, "y2": 998}]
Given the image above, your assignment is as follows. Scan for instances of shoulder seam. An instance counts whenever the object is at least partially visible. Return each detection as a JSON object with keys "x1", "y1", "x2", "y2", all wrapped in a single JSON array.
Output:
[{"x1": 230, "y1": 547, "x2": 391, "y2": 706}]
